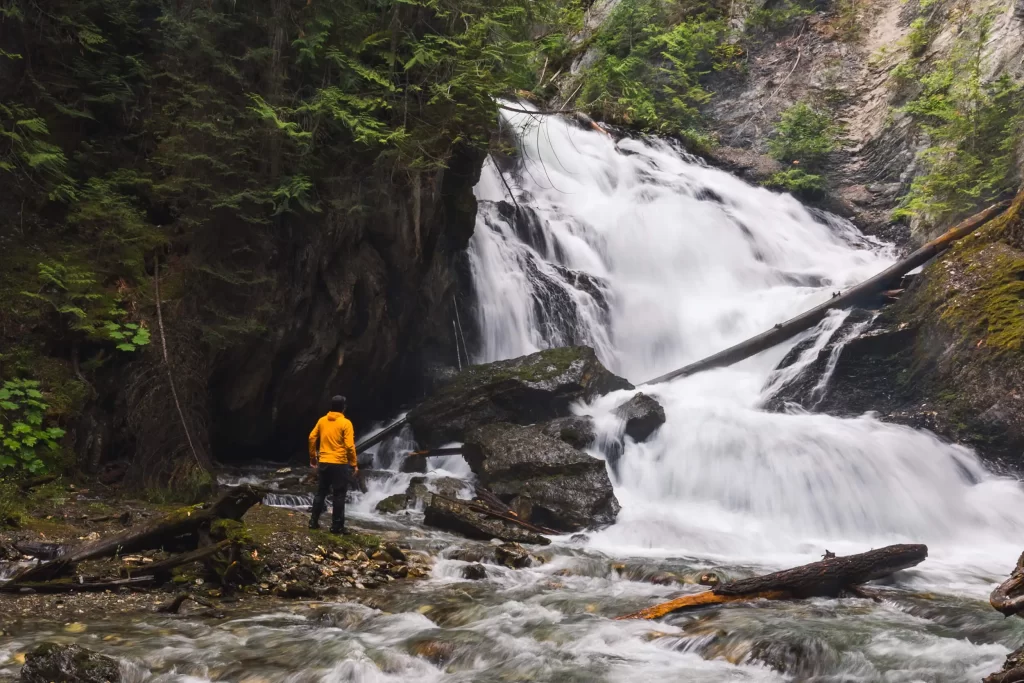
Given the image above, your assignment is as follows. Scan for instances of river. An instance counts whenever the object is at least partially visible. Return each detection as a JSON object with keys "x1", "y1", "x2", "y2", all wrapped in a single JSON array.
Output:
[{"x1": 3, "y1": 109, "x2": 1024, "y2": 681}]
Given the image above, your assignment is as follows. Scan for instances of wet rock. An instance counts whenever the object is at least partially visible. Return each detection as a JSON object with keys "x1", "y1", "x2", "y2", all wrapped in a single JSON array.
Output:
[
  {"x1": 399, "y1": 455, "x2": 428, "y2": 474},
  {"x1": 408, "y1": 346, "x2": 633, "y2": 448},
  {"x1": 423, "y1": 495, "x2": 550, "y2": 545},
  {"x1": 20, "y1": 643, "x2": 121, "y2": 683},
  {"x1": 446, "y1": 547, "x2": 494, "y2": 563},
  {"x1": 540, "y1": 416, "x2": 597, "y2": 449},
  {"x1": 409, "y1": 639, "x2": 457, "y2": 666},
  {"x1": 698, "y1": 572, "x2": 722, "y2": 587},
  {"x1": 495, "y1": 542, "x2": 541, "y2": 569},
  {"x1": 613, "y1": 393, "x2": 666, "y2": 442},
  {"x1": 461, "y1": 563, "x2": 488, "y2": 580},
  {"x1": 747, "y1": 638, "x2": 835, "y2": 678},
  {"x1": 375, "y1": 494, "x2": 408, "y2": 514},
  {"x1": 274, "y1": 581, "x2": 315, "y2": 599},
  {"x1": 463, "y1": 422, "x2": 620, "y2": 531},
  {"x1": 384, "y1": 543, "x2": 407, "y2": 562}
]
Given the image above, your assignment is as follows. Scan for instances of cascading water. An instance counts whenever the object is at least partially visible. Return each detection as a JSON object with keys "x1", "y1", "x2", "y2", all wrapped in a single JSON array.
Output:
[
  {"x1": 470, "y1": 107, "x2": 1024, "y2": 586},
  {"x1": 6, "y1": 109, "x2": 1024, "y2": 683}
]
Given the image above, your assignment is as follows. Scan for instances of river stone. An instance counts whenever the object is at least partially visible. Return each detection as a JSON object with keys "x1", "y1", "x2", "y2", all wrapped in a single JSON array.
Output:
[
  {"x1": 540, "y1": 415, "x2": 597, "y2": 449},
  {"x1": 375, "y1": 493, "x2": 408, "y2": 514},
  {"x1": 613, "y1": 393, "x2": 666, "y2": 442},
  {"x1": 463, "y1": 423, "x2": 620, "y2": 531},
  {"x1": 423, "y1": 495, "x2": 550, "y2": 545},
  {"x1": 21, "y1": 643, "x2": 121, "y2": 683},
  {"x1": 462, "y1": 563, "x2": 487, "y2": 580},
  {"x1": 408, "y1": 346, "x2": 633, "y2": 448}
]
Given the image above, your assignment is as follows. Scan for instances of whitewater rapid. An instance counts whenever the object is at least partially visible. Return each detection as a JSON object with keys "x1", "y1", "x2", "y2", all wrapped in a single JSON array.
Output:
[{"x1": 468, "y1": 106, "x2": 1024, "y2": 597}]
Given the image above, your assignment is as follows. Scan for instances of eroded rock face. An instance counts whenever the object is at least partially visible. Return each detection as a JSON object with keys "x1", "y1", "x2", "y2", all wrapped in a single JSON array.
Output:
[
  {"x1": 423, "y1": 495, "x2": 551, "y2": 545},
  {"x1": 613, "y1": 393, "x2": 666, "y2": 442},
  {"x1": 21, "y1": 643, "x2": 121, "y2": 683},
  {"x1": 766, "y1": 191, "x2": 1024, "y2": 468},
  {"x1": 408, "y1": 346, "x2": 633, "y2": 448},
  {"x1": 463, "y1": 423, "x2": 619, "y2": 531}
]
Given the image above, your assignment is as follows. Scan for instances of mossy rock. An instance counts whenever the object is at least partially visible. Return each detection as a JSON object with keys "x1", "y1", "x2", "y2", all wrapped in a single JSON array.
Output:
[
  {"x1": 375, "y1": 493, "x2": 408, "y2": 514},
  {"x1": 408, "y1": 346, "x2": 632, "y2": 448},
  {"x1": 21, "y1": 643, "x2": 121, "y2": 683}
]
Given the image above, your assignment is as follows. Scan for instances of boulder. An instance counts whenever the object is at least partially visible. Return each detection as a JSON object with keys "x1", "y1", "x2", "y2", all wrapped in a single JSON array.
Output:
[
  {"x1": 375, "y1": 493, "x2": 408, "y2": 514},
  {"x1": 21, "y1": 643, "x2": 121, "y2": 683},
  {"x1": 461, "y1": 563, "x2": 488, "y2": 580},
  {"x1": 408, "y1": 346, "x2": 633, "y2": 448},
  {"x1": 540, "y1": 415, "x2": 597, "y2": 449},
  {"x1": 423, "y1": 496, "x2": 550, "y2": 545},
  {"x1": 613, "y1": 393, "x2": 666, "y2": 442},
  {"x1": 463, "y1": 423, "x2": 620, "y2": 531},
  {"x1": 494, "y1": 542, "x2": 542, "y2": 569}
]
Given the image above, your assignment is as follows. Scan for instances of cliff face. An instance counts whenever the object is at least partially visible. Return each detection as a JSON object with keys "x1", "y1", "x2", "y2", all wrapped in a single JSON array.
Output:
[
  {"x1": 207, "y1": 148, "x2": 483, "y2": 460},
  {"x1": 704, "y1": 0, "x2": 1024, "y2": 241}
]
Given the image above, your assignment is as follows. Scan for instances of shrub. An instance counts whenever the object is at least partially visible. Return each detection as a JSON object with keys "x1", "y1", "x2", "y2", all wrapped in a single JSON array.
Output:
[
  {"x1": 0, "y1": 379, "x2": 65, "y2": 475},
  {"x1": 764, "y1": 167, "x2": 827, "y2": 199},
  {"x1": 767, "y1": 101, "x2": 843, "y2": 166}
]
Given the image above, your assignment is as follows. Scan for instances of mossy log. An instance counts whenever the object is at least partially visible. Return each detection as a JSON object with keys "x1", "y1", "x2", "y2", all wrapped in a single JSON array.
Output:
[
  {"x1": 617, "y1": 544, "x2": 928, "y2": 620},
  {"x1": 0, "y1": 576, "x2": 156, "y2": 594},
  {"x1": 645, "y1": 202, "x2": 1011, "y2": 385},
  {"x1": 10, "y1": 485, "x2": 264, "y2": 584}
]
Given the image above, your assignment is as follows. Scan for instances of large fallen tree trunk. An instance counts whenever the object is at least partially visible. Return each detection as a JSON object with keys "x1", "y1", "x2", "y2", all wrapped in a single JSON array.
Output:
[
  {"x1": 990, "y1": 551, "x2": 1024, "y2": 617},
  {"x1": 645, "y1": 202, "x2": 1011, "y2": 385},
  {"x1": 617, "y1": 544, "x2": 928, "y2": 620},
  {"x1": 356, "y1": 416, "x2": 409, "y2": 452},
  {"x1": 9, "y1": 485, "x2": 264, "y2": 584}
]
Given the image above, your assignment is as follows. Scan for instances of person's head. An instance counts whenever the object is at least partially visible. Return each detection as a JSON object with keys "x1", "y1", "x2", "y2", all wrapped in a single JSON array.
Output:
[{"x1": 331, "y1": 395, "x2": 347, "y2": 413}]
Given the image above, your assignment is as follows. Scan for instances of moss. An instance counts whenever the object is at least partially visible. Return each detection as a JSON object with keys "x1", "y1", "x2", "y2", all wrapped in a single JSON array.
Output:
[
  {"x1": 0, "y1": 479, "x2": 26, "y2": 529},
  {"x1": 921, "y1": 194, "x2": 1024, "y2": 353},
  {"x1": 308, "y1": 529, "x2": 382, "y2": 552},
  {"x1": 440, "y1": 346, "x2": 588, "y2": 396}
]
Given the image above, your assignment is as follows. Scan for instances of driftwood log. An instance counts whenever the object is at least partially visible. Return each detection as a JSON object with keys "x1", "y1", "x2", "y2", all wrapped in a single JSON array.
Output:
[
  {"x1": 617, "y1": 544, "x2": 928, "y2": 620},
  {"x1": 984, "y1": 553, "x2": 1024, "y2": 682},
  {"x1": 645, "y1": 202, "x2": 1011, "y2": 385},
  {"x1": 990, "y1": 551, "x2": 1024, "y2": 617},
  {"x1": 0, "y1": 576, "x2": 156, "y2": 594},
  {"x1": 9, "y1": 485, "x2": 264, "y2": 584}
]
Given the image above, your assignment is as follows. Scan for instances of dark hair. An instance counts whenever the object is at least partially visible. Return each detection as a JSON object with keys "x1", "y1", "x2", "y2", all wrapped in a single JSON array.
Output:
[{"x1": 331, "y1": 395, "x2": 347, "y2": 412}]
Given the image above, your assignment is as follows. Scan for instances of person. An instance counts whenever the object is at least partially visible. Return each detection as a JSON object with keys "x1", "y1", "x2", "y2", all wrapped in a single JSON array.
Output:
[{"x1": 307, "y1": 395, "x2": 358, "y2": 534}]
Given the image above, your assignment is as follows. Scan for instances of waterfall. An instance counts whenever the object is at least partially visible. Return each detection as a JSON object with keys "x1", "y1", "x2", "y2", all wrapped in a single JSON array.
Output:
[{"x1": 467, "y1": 106, "x2": 1024, "y2": 583}]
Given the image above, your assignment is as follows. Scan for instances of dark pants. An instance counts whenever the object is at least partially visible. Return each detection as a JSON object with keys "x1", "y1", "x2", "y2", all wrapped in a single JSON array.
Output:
[{"x1": 310, "y1": 463, "x2": 351, "y2": 531}]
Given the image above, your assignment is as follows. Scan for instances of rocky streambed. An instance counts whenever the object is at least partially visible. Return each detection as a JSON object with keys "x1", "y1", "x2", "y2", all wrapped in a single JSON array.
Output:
[{"x1": 2, "y1": 347, "x2": 1024, "y2": 681}]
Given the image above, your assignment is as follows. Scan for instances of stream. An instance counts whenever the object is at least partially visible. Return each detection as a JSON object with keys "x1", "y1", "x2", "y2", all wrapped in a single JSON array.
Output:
[{"x1": 4, "y1": 108, "x2": 1024, "y2": 681}]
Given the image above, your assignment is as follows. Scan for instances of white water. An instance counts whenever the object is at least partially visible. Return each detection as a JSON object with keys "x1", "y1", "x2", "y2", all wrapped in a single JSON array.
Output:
[{"x1": 469, "y1": 107, "x2": 1024, "y2": 596}]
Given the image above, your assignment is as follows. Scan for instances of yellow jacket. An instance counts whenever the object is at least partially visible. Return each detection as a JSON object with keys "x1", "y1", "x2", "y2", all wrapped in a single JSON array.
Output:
[{"x1": 308, "y1": 411, "x2": 357, "y2": 466}]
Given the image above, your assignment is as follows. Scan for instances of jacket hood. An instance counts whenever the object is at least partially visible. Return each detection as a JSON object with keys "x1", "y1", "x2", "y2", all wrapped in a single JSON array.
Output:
[{"x1": 326, "y1": 411, "x2": 343, "y2": 421}]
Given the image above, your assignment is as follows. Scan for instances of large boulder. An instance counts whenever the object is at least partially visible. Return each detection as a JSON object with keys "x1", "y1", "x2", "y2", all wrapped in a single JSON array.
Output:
[
  {"x1": 423, "y1": 495, "x2": 550, "y2": 545},
  {"x1": 408, "y1": 346, "x2": 633, "y2": 448},
  {"x1": 462, "y1": 423, "x2": 620, "y2": 531},
  {"x1": 21, "y1": 643, "x2": 120, "y2": 683},
  {"x1": 540, "y1": 415, "x2": 597, "y2": 449},
  {"x1": 613, "y1": 393, "x2": 666, "y2": 442}
]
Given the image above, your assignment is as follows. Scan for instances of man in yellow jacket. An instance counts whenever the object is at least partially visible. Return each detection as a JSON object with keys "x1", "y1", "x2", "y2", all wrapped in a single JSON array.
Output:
[{"x1": 308, "y1": 395, "x2": 358, "y2": 534}]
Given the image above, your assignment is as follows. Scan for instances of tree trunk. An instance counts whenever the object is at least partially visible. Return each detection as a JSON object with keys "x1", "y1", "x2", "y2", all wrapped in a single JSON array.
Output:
[
  {"x1": 617, "y1": 544, "x2": 928, "y2": 620},
  {"x1": 644, "y1": 202, "x2": 1011, "y2": 385},
  {"x1": 10, "y1": 486, "x2": 263, "y2": 584},
  {"x1": 990, "y1": 551, "x2": 1024, "y2": 617}
]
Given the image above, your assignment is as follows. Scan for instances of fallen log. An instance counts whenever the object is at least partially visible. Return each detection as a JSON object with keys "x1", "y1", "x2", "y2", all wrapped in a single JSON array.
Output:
[
  {"x1": 984, "y1": 645, "x2": 1024, "y2": 683},
  {"x1": 433, "y1": 494, "x2": 558, "y2": 537},
  {"x1": 617, "y1": 544, "x2": 928, "y2": 620},
  {"x1": 407, "y1": 447, "x2": 464, "y2": 458},
  {"x1": 645, "y1": 201, "x2": 1011, "y2": 385},
  {"x1": 356, "y1": 416, "x2": 409, "y2": 453},
  {"x1": 0, "y1": 576, "x2": 156, "y2": 594},
  {"x1": 10, "y1": 485, "x2": 264, "y2": 584},
  {"x1": 121, "y1": 539, "x2": 232, "y2": 579},
  {"x1": 990, "y1": 551, "x2": 1024, "y2": 617}
]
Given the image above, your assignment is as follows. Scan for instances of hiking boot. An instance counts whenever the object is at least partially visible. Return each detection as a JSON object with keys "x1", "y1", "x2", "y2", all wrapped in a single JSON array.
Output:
[
  {"x1": 308, "y1": 520, "x2": 321, "y2": 530},
  {"x1": 329, "y1": 526, "x2": 349, "y2": 536}
]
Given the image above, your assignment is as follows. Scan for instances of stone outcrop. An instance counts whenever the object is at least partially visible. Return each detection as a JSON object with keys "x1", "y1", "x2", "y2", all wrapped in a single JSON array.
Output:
[
  {"x1": 768, "y1": 190, "x2": 1024, "y2": 468},
  {"x1": 21, "y1": 643, "x2": 121, "y2": 683},
  {"x1": 613, "y1": 393, "x2": 666, "y2": 442},
  {"x1": 408, "y1": 346, "x2": 633, "y2": 448},
  {"x1": 463, "y1": 423, "x2": 620, "y2": 531},
  {"x1": 423, "y1": 495, "x2": 550, "y2": 545},
  {"x1": 376, "y1": 476, "x2": 470, "y2": 514}
]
